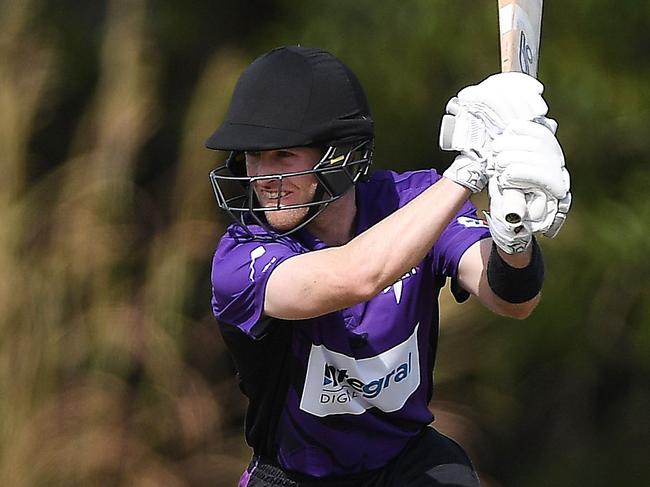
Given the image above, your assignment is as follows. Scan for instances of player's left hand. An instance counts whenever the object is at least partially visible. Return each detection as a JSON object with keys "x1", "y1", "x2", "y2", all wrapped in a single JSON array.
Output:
[
  {"x1": 439, "y1": 72, "x2": 554, "y2": 157},
  {"x1": 486, "y1": 120, "x2": 572, "y2": 253}
]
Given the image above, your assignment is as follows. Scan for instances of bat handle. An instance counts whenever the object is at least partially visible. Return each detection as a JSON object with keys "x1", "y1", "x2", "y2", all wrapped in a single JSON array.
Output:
[{"x1": 501, "y1": 188, "x2": 527, "y2": 225}]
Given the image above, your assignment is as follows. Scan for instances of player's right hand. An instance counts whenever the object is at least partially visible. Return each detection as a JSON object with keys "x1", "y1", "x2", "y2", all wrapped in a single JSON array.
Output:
[{"x1": 486, "y1": 120, "x2": 572, "y2": 253}]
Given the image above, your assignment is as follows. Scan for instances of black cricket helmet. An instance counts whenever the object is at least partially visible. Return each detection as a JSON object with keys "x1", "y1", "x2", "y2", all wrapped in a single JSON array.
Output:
[{"x1": 206, "y1": 46, "x2": 374, "y2": 239}]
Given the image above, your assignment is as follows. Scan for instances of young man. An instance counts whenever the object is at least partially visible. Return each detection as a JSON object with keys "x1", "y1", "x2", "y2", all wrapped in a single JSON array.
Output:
[{"x1": 206, "y1": 46, "x2": 570, "y2": 487}]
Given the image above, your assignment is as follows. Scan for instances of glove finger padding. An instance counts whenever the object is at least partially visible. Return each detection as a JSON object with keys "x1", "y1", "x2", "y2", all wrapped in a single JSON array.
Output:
[
  {"x1": 525, "y1": 189, "x2": 558, "y2": 234},
  {"x1": 491, "y1": 120, "x2": 569, "y2": 199},
  {"x1": 543, "y1": 192, "x2": 572, "y2": 238},
  {"x1": 492, "y1": 125, "x2": 563, "y2": 159},
  {"x1": 457, "y1": 72, "x2": 549, "y2": 121},
  {"x1": 498, "y1": 163, "x2": 570, "y2": 200},
  {"x1": 492, "y1": 120, "x2": 563, "y2": 158},
  {"x1": 527, "y1": 189, "x2": 550, "y2": 221},
  {"x1": 490, "y1": 173, "x2": 572, "y2": 238},
  {"x1": 535, "y1": 116, "x2": 558, "y2": 134}
]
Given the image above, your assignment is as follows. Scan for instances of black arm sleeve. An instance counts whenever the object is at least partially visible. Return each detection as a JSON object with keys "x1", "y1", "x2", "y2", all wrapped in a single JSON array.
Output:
[{"x1": 487, "y1": 239, "x2": 544, "y2": 303}]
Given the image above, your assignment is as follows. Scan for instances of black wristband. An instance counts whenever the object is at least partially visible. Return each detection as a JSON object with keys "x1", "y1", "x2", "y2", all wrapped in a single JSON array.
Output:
[{"x1": 487, "y1": 239, "x2": 544, "y2": 303}]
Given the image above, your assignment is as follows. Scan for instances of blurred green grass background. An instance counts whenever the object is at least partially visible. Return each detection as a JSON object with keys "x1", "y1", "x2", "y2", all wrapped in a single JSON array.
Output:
[{"x1": 1, "y1": 0, "x2": 648, "y2": 485}]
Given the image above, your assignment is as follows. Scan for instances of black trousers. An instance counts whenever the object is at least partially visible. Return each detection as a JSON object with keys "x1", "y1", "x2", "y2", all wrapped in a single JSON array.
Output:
[{"x1": 240, "y1": 427, "x2": 480, "y2": 487}]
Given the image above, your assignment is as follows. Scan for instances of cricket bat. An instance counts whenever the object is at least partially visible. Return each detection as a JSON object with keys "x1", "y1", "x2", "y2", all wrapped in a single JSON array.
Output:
[{"x1": 497, "y1": 0, "x2": 543, "y2": 224}]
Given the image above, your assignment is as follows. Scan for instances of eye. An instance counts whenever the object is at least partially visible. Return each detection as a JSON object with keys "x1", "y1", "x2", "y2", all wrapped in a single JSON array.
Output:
[{"x1": 276, "y1": 150, "x2": 294, "y2": 158}]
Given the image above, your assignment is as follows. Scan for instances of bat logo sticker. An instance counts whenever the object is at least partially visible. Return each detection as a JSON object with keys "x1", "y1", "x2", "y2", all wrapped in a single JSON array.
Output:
[{"x1": 518, "y1": 31, "x2": 534, "y2": 75}]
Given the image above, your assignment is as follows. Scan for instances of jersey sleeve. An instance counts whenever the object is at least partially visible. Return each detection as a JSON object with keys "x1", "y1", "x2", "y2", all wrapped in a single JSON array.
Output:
[
  {"x1": 432, "y1": 198, "x2": 492, "y2": 300},
  {"x1": 372, "y1": 169, "x2": 491, "y2": 299},
  {"x1": 211, "y1": 234, "x2": 300, "y2": 339}
]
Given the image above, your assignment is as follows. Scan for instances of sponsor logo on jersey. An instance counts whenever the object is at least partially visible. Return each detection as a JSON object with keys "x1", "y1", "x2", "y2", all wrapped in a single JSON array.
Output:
[
  {"x1": 300, "y1": 323, "x2": 421, "y2": 417},
  {"x1": 322, "y1": 353, "x2": 412, "y2": 399}
]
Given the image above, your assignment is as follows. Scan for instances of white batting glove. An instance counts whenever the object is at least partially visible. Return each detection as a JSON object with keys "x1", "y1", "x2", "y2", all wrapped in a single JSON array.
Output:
[
  {"x1": 443, "y1": 151, "x2": 489, "y2": 193},
  {"x1": 440, "y1": 72, "x2": 554, "y2": 194},
  {"x1": 487, "y1": 120, "x2": 572, "y2": 253},
  {"x1": 485, "y1": 177, "x2": 534, "y2": 254},
  {"x1": 440, "y1": 72, "x2": 552, "y2": 157}
]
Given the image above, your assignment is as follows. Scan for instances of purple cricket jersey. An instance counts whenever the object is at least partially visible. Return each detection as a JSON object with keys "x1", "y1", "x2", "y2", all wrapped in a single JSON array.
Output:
[{"x1": 211, "y1": 169, "x2": 491, "y2": 478}]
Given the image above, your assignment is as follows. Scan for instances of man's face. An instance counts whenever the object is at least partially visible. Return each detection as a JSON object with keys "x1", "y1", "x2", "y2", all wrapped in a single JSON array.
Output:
[{"x1": 245, "y1": 147, "x2": 321, "y2": 232}]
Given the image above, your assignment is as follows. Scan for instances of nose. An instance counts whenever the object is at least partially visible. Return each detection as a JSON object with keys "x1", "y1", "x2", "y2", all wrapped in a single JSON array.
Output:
[{"x1": 246, "y1": 152, "x2": 282, "y2": 178}]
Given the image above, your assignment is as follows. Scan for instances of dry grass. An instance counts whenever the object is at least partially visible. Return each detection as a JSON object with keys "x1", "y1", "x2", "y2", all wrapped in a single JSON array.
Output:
[{"x1": 0, "y1": 1, "x2": 251, "y2": 485}]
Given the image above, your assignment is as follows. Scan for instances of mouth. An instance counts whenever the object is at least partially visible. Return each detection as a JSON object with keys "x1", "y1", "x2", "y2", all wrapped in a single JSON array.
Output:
[{"x1": 259, "y1": 188, "x2": 291, "y2": 206}]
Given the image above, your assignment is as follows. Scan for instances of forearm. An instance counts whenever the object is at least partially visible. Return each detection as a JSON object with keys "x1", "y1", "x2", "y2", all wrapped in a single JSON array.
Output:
[
  {"x1": 458, "y1": 238, "x2": 542, "y2": 319},
  {"x1": 496, "y1": 245, "x2": 532, "y2": 268},
  {"x1": 486, "y1": 238, "x2": 544, "y2": 317},
  {"x1": 346, "y1": 177, "x2": 470, "y2": 295},
  {"x1": 264, "y1": 178, "x2": 471, "y2": 320}
]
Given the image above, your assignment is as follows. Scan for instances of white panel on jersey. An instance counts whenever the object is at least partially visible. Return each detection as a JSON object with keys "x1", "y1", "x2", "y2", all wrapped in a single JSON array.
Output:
[{"x1": 300, "y1": 324, "x2": 421, "y2": 417}]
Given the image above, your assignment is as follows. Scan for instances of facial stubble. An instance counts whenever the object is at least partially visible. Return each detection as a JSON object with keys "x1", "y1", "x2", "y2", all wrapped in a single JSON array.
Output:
[{"x1": 261, "y1": 180, "x2": 319, "y2": 232}]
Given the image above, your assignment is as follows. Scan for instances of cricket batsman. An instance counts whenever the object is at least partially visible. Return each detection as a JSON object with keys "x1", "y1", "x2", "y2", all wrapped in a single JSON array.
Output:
[{"x1": 206, "y1": 46, "x2": 571, "y2": 486}]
